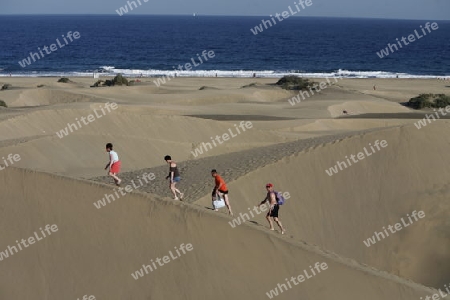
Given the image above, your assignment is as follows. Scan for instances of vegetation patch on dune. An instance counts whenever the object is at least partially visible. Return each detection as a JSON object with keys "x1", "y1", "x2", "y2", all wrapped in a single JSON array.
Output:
[
  {"x1": 407, "y1": 93, "x2": 450, "y2": 109},
  {"x1": 0, "y1": 99, "x2": 7, "y2": 107},
  {"x1": 112, "y1": 74, "x2": 129, "y2": 86},
  {"x1": 57, "y1": 77, "x2": 72, "y2": 83},
  {"x1": 91, "y1": 80, "x2": 106, "y2": 87},
  {"x1": 1, "y1": 84, "x2": 12, "y2": 90},
  {"x1": 91, "y1": 74, "x2": 130, "y2": 87},
  {"x1": 276, "y1": 76, "x2": 315, "y2": 91},
  {"x1": 199, "y1": 86, "x2": 219, "y2": 90}
]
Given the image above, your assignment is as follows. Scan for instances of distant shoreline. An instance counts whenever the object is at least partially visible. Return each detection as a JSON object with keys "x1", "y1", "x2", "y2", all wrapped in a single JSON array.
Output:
[{"x1": 1, "y1": 75, "x2": 449, "y2": 80}]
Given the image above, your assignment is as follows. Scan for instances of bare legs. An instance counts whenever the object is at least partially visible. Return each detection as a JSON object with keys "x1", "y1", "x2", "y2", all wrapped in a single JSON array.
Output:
[
  {"x1": 170, "y1": 182, "x2": 183, "y2": 200},
  {"x1": 109, "y1": 171, "x2": 121, "y2": 186},
  {"x1": 214, "y1": 191, "x2": 233, "y2": 216},
  {"x1": 212, "y1": 195, "x2": 219, "y2": 211},
  {"x1": 223, "y1": 194, "x2": 233, "y2": 216},
  {"x1": 266, "y1": 215, "x2": 285, "y2": 234}
]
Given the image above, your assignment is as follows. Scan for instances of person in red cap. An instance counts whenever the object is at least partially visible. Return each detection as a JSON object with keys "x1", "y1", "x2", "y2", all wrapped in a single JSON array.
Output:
[{"x1": 259, "y1": 183, "x2": 285, "y2": 234}]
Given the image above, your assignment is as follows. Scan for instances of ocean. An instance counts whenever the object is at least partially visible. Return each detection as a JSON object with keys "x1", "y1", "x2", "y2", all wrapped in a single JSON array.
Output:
[{"x1": 0, "y1": 15, "x2": 449, "y2": 78}]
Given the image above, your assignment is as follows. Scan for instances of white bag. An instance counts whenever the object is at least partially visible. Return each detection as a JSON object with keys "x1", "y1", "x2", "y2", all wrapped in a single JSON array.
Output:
[{"x1": 213, "y1": 196, "x2": 226, "y2": 209}]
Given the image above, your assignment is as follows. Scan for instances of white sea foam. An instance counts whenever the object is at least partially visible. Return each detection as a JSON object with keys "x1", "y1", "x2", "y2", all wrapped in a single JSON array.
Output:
[{"x1": 0, "y1": 67, "x2": 448, "y2": 79}]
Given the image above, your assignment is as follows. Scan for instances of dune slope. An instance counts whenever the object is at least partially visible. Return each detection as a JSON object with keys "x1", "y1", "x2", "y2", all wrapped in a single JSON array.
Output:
[
  {"x1": 195, "y1": 122, "x2": 450, "y2": 288},
  {"x1": 0, "y1": 167, "x2": 435, "y2": 300}
]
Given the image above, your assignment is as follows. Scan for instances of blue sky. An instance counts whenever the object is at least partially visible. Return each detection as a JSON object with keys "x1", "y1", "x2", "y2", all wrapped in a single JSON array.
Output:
[{"x1": 2, "y1": 0, "x2": 450, "y2": 20}]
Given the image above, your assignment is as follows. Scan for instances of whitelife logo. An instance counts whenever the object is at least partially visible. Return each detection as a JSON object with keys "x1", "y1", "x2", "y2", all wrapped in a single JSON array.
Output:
[
  {"x1": 191, "y1": 121, "x2": 253, "y2": 158},
  {"x1": 265, "y1": 262, "x2": 328, "y2": 299},
  {"x1": 250, "y1": 0, "x2": 313, "y2": 35},
  {"x1": 131, "y1": 243, "x2": 194, "y2": 280},
  {"x1": 93, "y1": 172, "x2": 156, "y2": 209},
  {"x1": 414, "y1": 105, "x2": 450, "y2": 129},
  {"x1": 376, "y1": 22, "x2": 439, "y2": 58},
  {"x1": 115, "y1": 0, "x2": 149, "y2": 16},
  {"x1": 153, "y1": 50, "x2": 215, "y2": 87},
  {"x1": 77, "y1": 296, "x2": 96, "y2": 300},
  {"x1": 325, "y1": 140, "x2": 388, "y2": 176},
  {"x1": 420, "y1": 282, "x2": 450, "y2": 300},
  {"x1": 363, "y1": 210, "x2": 425, "y2": 247},
  {"x1": 288, "y1": 76, "x2": 342, "y2": 106},
  {"x1": 56, "y1": 102, "x2": 118, "y2": 139},
  {"x1": 18, "y1": 31, "x2": 81, "y2": 68},
  {"x1": 0, "y1": 224, "x2": 58, "y2": 262},
  {"x1": 0, "y1": 153, "x2": 21, "y2": 171}
]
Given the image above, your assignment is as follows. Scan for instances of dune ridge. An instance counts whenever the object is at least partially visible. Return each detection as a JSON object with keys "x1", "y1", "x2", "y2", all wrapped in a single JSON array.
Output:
[
  {"x1": 92, "y1": 128, "x2": 378, "y2": 202},
  {"x1": 0, "y1": 167, "x2": 436, "y2": 300}
]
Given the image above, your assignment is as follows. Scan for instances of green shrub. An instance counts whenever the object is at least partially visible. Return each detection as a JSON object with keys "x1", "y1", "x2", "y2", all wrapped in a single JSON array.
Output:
[
  {"x1": 276, "y1": 76, "x2": 313, "y2": 90},
  {"x1": 1, "y1": 84, "x2": 12, "y2": 90},
  {"x1": 90, "y1": 80, "x2": 104, "y2": 88},
  {"x1": 435, "y1": 96, "x2": 450, "y2": 108},
  {"x1": 91, "y1": 74, "x2": 129, "y2": 87},
  {"x1": 57, "y1": 78, "x2": 71, "y2": 83},
  {"x1": 0, "y1": 100, "x2": 7, "y2": 107},
  {"x1": 37, "y1": 84, "x2": 45, "y2": 88},
  {"x1": 113, "y1": 74, "x2": 128, "y2": 86},
  {"x1": 408, "y1": 94, "x2": 450, "y2": 109}
]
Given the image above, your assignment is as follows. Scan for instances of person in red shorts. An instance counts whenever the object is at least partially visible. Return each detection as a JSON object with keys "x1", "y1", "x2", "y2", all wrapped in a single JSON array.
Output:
[
  {"x1": 104, "y1": 143, "x2": 121, "y2": 186},
  {"x1": 211, "y1": 169, "x2": 233, "y2": 216}
]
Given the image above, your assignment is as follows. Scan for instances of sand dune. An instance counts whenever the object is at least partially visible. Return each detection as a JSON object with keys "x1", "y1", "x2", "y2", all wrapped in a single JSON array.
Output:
[
  {"x1": 0, "y1": 167, "x2": 435, "y2": 299},
  {"x1": 336, "y1": 78, "x2": 450, "y2": 103},
  {"x1": 1, "y1": 77, "x2": 448, "y2": 299},
  {"x1": 328, "y1": 100, "x2": 411, "y2": 117},
  {"x1": 0, "y1": 109, "x2": 287, "y2": 177},
  {"x1": 280, "y1": 118, "x2": 410, "y2": 133},
  {"x1": 195, "y1": 122, "x2": 450, "y2": 288}
]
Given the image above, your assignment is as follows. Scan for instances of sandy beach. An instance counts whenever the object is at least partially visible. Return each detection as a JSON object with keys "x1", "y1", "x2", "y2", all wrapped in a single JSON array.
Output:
[{"x1": 1, "y1": 76, "x2": 449, "y2": 299}]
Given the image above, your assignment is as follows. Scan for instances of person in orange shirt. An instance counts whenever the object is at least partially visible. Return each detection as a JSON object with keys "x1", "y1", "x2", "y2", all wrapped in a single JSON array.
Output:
[{"x1": 211, "y1": 169, "x2": 233, "y2": 216}]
